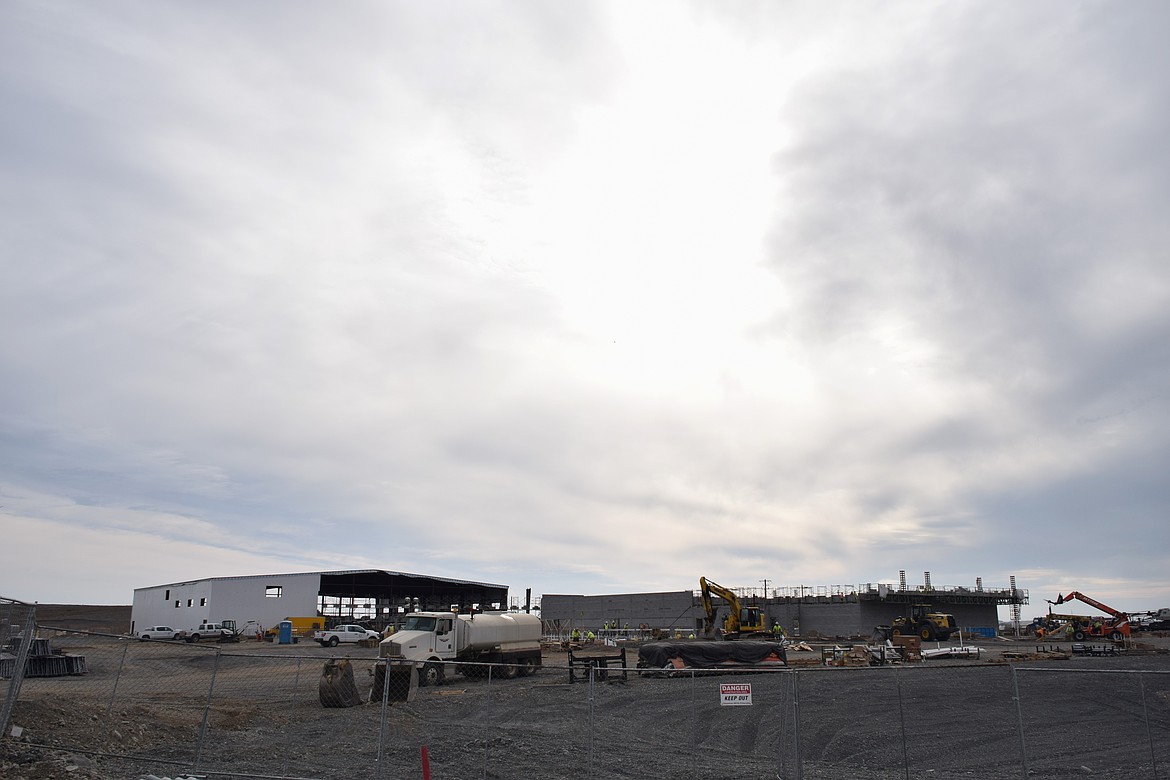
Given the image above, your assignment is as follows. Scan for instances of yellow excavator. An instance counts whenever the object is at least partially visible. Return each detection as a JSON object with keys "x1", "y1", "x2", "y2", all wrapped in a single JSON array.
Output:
[{"x1": 699, "y1": 577, "x2": 768, "y2": 640}]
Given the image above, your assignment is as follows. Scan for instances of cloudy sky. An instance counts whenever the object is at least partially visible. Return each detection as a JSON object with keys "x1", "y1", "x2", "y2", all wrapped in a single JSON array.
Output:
[{"x1": 3, "y1": 1, "x2": 1168, "y2": 618}]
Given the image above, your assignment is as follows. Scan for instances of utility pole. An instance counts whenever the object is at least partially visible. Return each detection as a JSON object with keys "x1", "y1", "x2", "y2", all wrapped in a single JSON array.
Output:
[{"x1": 760, "y1": 579, "x2": 769, "y2": 600}]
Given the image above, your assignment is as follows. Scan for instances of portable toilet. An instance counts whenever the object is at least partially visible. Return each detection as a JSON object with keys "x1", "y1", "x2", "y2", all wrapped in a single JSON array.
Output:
[{"x1": 278, "y1": 620, "x2": 293, "y2": 645}]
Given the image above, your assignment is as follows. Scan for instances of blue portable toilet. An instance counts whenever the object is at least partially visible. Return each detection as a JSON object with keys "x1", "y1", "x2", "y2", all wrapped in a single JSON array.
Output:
[{"x1": 278, "y1": 620, "x2": 293, "y2": 645}]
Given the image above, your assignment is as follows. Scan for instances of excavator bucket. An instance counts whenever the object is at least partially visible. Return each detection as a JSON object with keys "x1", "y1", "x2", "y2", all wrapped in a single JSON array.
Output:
[
  {"x1": 369, "y1": 660, "x2": 417, "y2": 704},
  {"x1": 319, "y1": 658, "x2": 362, "y2": 708}
]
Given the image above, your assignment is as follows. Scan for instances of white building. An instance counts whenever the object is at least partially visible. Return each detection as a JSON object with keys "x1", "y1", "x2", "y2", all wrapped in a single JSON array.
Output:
[{"x1": 130, "y1": 569, "x2": 512, "y2": 635}]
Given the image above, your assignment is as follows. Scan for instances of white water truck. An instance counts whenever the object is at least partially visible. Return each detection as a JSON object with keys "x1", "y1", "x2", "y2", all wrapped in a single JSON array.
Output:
[{"x1": 378, "y1": 610, "x2": 542, "y2": 686}]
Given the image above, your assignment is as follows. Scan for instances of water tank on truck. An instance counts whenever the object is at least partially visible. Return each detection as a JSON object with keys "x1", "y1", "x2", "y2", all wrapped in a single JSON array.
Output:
[{"x1": 378, "y1": 610, "x2": 543, "y2": 687}]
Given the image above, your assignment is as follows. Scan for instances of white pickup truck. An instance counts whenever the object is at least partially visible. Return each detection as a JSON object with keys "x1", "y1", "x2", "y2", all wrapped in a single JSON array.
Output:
[
  {"x1": 316, "y1": 624, "x2": 381, "y2": 647},
  {"x1": 185, "y1": 621, "x2": 237, "y2": 643}
]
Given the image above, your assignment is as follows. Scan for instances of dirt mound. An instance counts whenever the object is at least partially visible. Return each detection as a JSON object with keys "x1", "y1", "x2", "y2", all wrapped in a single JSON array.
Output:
[{"x1": 32, "y1": 604, "x2": 131, "y2": 635}]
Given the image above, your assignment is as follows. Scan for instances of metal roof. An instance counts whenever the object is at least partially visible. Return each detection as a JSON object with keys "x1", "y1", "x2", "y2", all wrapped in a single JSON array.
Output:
[{"x1": 134, "y1": 569, "x2": 509, "y2": 592}]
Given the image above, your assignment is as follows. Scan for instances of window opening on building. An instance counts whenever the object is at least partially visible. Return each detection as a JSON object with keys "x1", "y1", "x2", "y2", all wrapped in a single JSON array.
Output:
[
  {"x1": 319, "y1": 595, "x2": 378, "y2": 621},
  {"x1": 265, "y1": 585, "x2": 283, "y2": 598},
  {"x1": 187, "y1": 599, "x2": 193, "y2": 607},
  {"x1": 174, "y1": 600, "x2": 180, "y2": 608},
  {"x1": 200, "y1": 597, "x2": 207, "y2": 606}
]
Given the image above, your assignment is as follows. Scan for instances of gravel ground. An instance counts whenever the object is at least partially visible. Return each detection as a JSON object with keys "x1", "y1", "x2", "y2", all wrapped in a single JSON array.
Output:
[{"x1": 3, "y1": 627, "x2": 1169, "y2": 780}]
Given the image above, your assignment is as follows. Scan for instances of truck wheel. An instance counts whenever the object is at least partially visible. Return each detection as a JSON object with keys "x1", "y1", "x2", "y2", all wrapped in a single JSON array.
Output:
[
  {"x1": 919, "y1": 625, "x2": 936, "y2": 642},
  {"x1": 1109, "y1": 631, "x2": 1122, "y2": 641},
  {"x1": 420, "y1": 663, "x2": 444, "y2": 687},
  {"x1": 522, "y1": 657, "x2": 538, "y2": 677},
  {"x1": 1073, "y1": 630, "x2": 1086, "y2": 641},
  {"x1": 189, "y1": 634, "x2": 201, "y2": 643},
  {"x1": 499, "y1": 663, "x2": 518, "y2": 679},
  {"x1": 328, "y1": 636, "x2": 340, "y2": 647}
]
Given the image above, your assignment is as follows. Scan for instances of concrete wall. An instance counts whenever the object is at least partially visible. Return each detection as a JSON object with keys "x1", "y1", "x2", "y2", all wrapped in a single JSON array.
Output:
[
  {"x1": 768, "y1": 601, "x2": 865, "y2": 638},
  {"x1": 541, "y1": 592, "x2": 696, "y2": 630},
  {"x1": 541, "y1": 592, "x2": 1002, "y2": 639}
]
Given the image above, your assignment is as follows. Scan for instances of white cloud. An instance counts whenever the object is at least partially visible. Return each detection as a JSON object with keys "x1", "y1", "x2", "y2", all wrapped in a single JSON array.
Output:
[{"x1": 1, "y1": 1, "x2": 1167, "y2": 613}]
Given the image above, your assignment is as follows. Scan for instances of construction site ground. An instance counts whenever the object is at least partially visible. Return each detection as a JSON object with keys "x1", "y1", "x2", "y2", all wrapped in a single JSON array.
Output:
[{"x1": 2, "y1": 608, "x2": 1169, "y2": 779}]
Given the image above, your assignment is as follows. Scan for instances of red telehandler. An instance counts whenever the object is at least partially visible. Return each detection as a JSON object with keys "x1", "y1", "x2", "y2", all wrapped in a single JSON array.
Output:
[{"x1": 1051, "y1": 592, "x2": 1132, "y2": 641}]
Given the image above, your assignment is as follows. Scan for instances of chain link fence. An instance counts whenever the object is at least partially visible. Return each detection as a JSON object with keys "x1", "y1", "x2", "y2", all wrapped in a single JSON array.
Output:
[
  {"x1": 2, "y1": 623, "x2": 1168, "y2": 779},
  {"x1": 0, "y1": 597, "x2": 37, "y2": 741}
]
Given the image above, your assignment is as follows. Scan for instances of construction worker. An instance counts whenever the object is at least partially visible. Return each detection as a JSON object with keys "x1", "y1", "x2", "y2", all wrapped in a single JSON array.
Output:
[
  {"x1": 772, "y1": 622, "x2": 786, "y2": 639},
  {"x1": 586, "y1": 630, "x2": 596, "y2": 642},
  {"x1": 571, "y1": 628, "x2": 581, "y2": 641}
]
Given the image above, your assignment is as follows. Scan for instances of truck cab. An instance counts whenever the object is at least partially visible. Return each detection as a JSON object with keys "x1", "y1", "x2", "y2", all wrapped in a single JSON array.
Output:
[{"x1": 433, "y1": 614, "x2": 455, "y2": 656}]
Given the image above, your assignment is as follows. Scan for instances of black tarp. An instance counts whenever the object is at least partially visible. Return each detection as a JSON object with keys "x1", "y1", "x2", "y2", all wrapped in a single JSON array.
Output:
[{"x1": 637, "y1": 640, "x2": 786, "y2": 669}]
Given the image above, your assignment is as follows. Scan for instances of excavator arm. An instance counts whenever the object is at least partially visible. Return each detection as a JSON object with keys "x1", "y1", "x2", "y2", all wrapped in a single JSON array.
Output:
[{"x1": 699, "y1": 577, "x2": 744, "y2": 636}]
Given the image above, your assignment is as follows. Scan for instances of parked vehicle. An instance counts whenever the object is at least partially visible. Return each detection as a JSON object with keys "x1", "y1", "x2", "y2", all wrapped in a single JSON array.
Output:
[
  {"x1": 1131, "y1": 608, "x2": 1170, "y2": 632},
  {"x1": 888, "y1": 604, "x2": 958, "y2": 642},
  {"x1": 874, "y1": 605, "x2": 958, "y2": 642},
  {"x1": 138, "y1": 626, "x2": 185, "y2": 641},
  {"x1": 316, "y1": 624, "x2": 381, "y2": 647},
  {"x1": 1051, "y1": 592, "x2": 1132, "y2": 640},
  {"x1": 378, "y1": 610, "x2": 542, "y2": 686},
  {"x1": 185, "y1": 621, "x2": 237, "y2": 643}
]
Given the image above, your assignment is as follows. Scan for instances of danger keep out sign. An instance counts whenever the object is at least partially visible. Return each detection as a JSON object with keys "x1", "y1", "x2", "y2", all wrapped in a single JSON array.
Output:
[{"x1": 719, "y1": 682, "x2": 752, "y2": 706}]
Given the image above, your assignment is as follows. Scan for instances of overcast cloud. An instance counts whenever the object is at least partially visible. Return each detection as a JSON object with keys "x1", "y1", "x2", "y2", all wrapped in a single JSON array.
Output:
[{"x1": 2, "y1": 1, "x2": 1167, "y2": 617}]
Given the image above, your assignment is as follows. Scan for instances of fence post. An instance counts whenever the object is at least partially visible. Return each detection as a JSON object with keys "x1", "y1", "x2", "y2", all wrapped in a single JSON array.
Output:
[
  {"x1": 193, "y1": 648, "x2": 223, "y2": 773},
  {"x1": 690, "y1": 669, "x2": 697, "y2": 779},
  {"x1": 106, "y1": 640, "x2": 130, "y2": 715},
  {"x1": 482, "y1": 663, "x2": 491, "y2": 780},
  {"x1": 775, "y1": 671, "x2": 789, "y2": 780},
  {"x1": 1138, "y1": 672, "x2": 1159, "y2": 779},
  {"x1": 895, "y1": 668, "x2": 911, "y2": 780},
  {"x1": 286, "y1": 656, "x2": 304, "y2": 779},
  {"x1": 587, "y1": 664, "x2": 595, "y2": 775},
  {"x1": 793, "y1": 670, "x2": 804, "y2": 780},
  {"x1": 0, "y1": 606, "x2": 36, "y2": 739},
  {"x1": 1010, "y1": 666, "x2": 1030, "y2": 779},
  {"x1": 376, "y1": 659, "x2": 392, "y2": 771}
]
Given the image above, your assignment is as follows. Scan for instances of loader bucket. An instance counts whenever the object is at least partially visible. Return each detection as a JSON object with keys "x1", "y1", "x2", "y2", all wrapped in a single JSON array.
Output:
[
  {"x1": 369, "y1": 660, "x2": 418, "y2": 704},
  {"x1": 319, "y1": 658, "x2": 362, "y2": 708}
]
